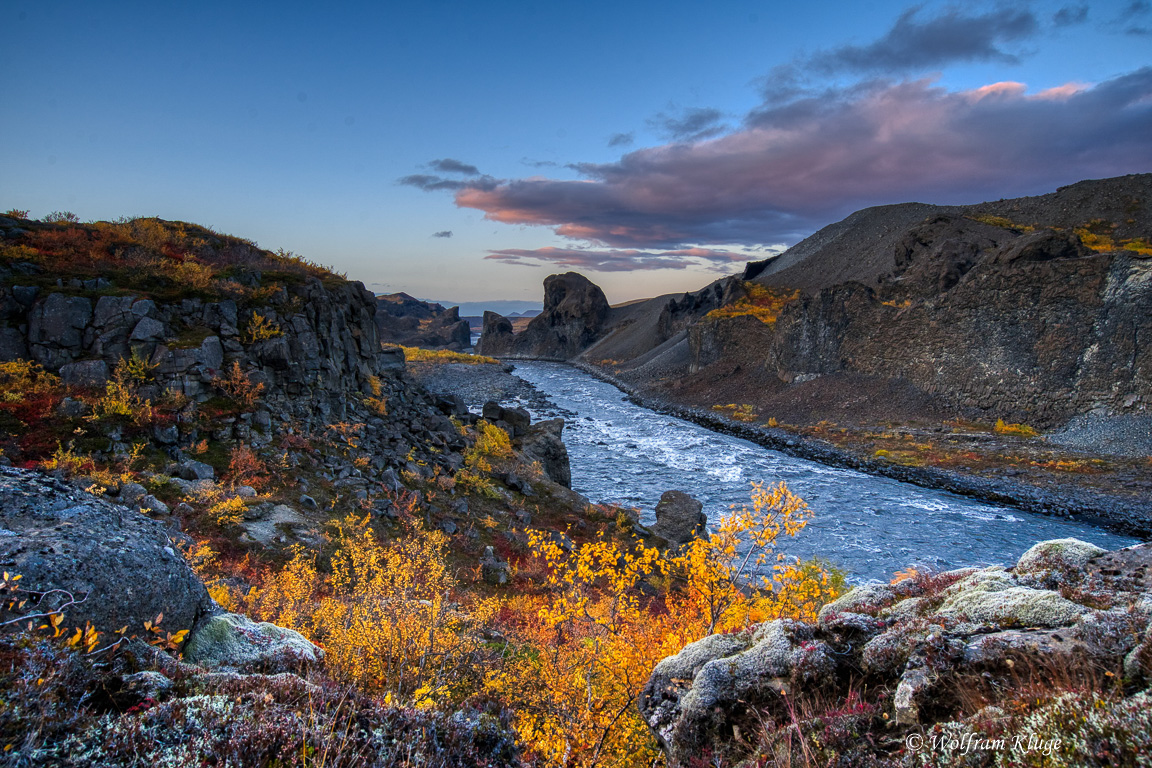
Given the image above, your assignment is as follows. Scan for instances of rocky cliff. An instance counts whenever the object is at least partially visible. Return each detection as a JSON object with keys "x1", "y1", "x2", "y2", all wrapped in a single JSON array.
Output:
[
  {"x1": 595, "y1": 175, "x2": 1152, "y2": 430},
  {"x1": 375, "y1": 292, "x2": 472, "y2": 350},
  {"x1": 476, "y1": 272, "x2": 610, "y2": 359},
  {"x1": 757, "y1": 211, "x2": 1151, "y2": 426},
  {"x1": 0, "y1": 220, "x2": 466, "y2": 477}
]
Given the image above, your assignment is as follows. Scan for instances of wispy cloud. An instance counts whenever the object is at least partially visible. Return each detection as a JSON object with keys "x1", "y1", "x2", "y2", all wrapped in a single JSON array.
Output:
[
  {"x1": 1115, "y1": 0, "x2": 1151, "y2": 35},
  {"x1": 1053, "y1": 5, "x2": 1088, "y2": 27},
  {"x1": 809, "y1": 6, "x2": 1039, "y2": 74},
  {"x1": 398, "y1": 173, "x2": 499, "y2": 192},
  {"x1": 432, "y1": 230, "x2": 453, "y2": 238},
  {"x1": 759, "y1": 6, "x2": 1041, "y2": 102},
  {"x1": 485, "y1": 246, "x2": 753, "y2": 272},
  {"x1": 608, "y1": 132, "x2": 634, "y2": 148},
  {"x1": 428, "y1": 158, "x2": 480, "y2": 175},
  {"x1": 647, "y1": 107, "x2": 727, "y2": 142},
  {"x1": 454, "y1": 69, "x2": 1152, "y2": 249}
]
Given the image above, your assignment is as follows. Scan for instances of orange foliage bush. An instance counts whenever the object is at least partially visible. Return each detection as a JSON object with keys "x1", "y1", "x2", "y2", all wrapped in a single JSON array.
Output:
[
  {"x1": 227, "y1": 444, "x2": 269, "y2": 490},
  {"x1": 213, "y1": 361, "x2": 264, "y2": 408}
]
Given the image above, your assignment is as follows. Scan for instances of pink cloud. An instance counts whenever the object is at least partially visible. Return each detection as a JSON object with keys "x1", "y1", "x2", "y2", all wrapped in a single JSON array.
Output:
[{"x1": 454, "y1": 69, "x2": 1152, "y2": 249}]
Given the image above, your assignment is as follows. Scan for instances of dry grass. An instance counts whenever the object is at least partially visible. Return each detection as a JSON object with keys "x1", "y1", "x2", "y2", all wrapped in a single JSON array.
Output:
[{"x1": 397, "y1": 346, "x2": 498, "y2": 365}]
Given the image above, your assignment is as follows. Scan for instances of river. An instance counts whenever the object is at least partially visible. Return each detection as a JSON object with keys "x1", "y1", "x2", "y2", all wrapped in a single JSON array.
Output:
[{"x1": 507, "y1": 362, "x2": 1140, "y2": 582}]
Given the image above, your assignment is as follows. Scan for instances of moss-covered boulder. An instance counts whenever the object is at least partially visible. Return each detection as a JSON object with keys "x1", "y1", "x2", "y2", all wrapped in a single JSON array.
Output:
[
  {"x1": 183, "y1": 612, "x2": 323, "y2": 674},
  {"x1": 1016, "y1": 537, "x2": 1106, "y2": 574},
  {"x1": 936, "y1": 586, "x2": 1088, "y2": 627}
]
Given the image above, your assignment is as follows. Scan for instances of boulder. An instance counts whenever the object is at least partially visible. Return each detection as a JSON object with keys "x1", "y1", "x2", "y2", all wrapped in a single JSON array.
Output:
[
  {"x1": 129, "y1": 316, "x2": 166, "y2": 342},
  {"x1": 1016, "y1": 537, "x2": 1107, "y2": 574},
  {"x1": 58, "y1": 359, "x2": 110, "y2": 388},
  {"x1": 0, "y1": 467, "x2": 212, "y2": 637},
  {"x1": 651, "y1": 490, "x2": 707, "y2": 545},
  {"x1": 935, "y1": 586, "x2": 1088, "y2": 627},
  {"x1": 183, "y1": 612, "x2": 324, "y2": 673},
  {"x1": 518, "y1": 418, "x2": 572, "y2": 488},
  {"x1": 480, "y1": 546, "x2": 509, "y2": 586},
  {"x1": 240, "y1": 504, "x2": 318, "y2": 548},
  {"x1": 500, "y1": 406, "x2": 531, "y2": 437},
  {"x1": 177, "y1": 460, "x2": 216, "y2": 481}
]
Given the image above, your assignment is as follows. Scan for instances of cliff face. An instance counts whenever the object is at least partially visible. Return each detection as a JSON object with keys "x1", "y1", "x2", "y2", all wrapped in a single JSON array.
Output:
[
  {"x1": 476, "y1": 272, "x2": 610, "y2": 360},
  {"x1": 0, "y1": 220, "x2": 463, "y2": 476},
  {"x1": 764, "y1": 223, "x2": 1150, "y2": 425},
  {"x1": 0, "y1": 276, "x2": 412, "y2": 429}
]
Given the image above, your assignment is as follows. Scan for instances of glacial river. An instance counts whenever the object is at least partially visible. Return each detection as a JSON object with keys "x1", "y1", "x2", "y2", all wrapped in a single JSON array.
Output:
[{"x1": 508, "y1": 362, "x2": 1140, "y2": 582}]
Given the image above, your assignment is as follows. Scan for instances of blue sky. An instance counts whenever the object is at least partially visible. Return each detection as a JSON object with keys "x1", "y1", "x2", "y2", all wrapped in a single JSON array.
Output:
[{"x1": 2, "y1": 1, "x2": 1150, "y2": 307}]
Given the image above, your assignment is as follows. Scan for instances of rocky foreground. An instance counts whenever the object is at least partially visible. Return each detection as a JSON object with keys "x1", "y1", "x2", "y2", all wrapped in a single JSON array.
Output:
[
  {"x1": 1, "y1": 211, "x2": 1149, "y2": 766},
  {"x1": 0, "y1": 467, "x2": 518, "y2": 766},
  {"x1": 641, "y1": 538, "x2": 1152, "y2": 766}
]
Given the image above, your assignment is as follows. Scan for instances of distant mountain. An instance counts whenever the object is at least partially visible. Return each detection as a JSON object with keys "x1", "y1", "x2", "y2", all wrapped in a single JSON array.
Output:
[{"x1": 435, "y1": 300, "x2": 544, "y2": 318}]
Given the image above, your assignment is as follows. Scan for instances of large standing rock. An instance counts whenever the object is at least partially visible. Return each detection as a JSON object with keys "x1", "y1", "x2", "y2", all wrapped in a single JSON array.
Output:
[
  {"x1": 476, "y1": 311, "x2": 515, "y2": 356},
  {"x1": 651, "y1": 491, "x2": 707, "y2": 545},
  {"x1": 477, "y1": 273, "x2": 611, "y2": 360},
  {"x1": 0, "y1": 467, "x2": 213, "y2": 637}
]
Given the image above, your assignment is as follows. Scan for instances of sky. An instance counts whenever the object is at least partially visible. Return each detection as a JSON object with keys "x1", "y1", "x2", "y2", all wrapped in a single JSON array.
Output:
[{"x1": 2, "y1": 1, "x2": 1151, "y2": 308}]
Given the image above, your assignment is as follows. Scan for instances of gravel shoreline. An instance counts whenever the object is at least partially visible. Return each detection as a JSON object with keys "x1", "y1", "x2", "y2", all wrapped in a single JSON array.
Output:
[{"x1": 406, "y1": 361, "x2": 562, "y2": 414}]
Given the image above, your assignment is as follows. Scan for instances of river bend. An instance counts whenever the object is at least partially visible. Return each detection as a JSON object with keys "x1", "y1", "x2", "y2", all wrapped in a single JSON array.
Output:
[{"x1": 508, "y1": 362, "x2": 1139, "y2": 582}]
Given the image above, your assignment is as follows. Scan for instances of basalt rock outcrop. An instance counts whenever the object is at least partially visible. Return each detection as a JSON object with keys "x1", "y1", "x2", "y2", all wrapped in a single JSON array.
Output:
[
  {"x1": 640, "y1": 538, "x2": 1152, "y2": 766},
  {"x1": 477, "y1": 272, "x2": 610, "y2": 359},
  {"x1": 757, "y1": 210, "x2": 1152, "y2": 426},
  {"x1": 517, "y1": 418, "x2": 572, "y2": 488},
  {"x1": 375, "y1": 292, "x2": 472, "y2": 350},
  {"x1": 0, "y1": 250, "x2": 463, "y2": 476}
]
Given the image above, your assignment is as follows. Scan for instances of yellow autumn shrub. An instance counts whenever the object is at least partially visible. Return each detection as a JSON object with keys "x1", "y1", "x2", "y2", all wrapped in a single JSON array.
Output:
[
  {"x1": 399, "y1": 346, "x2": 498, "y2": 365},
  {"x1": 705, "y1": 282, "x2": 799, "y2": 325},
  {"x1": 242, "y1": 513, "x2": 498, "y2": 706},
  {"x1": 487, "y1": 481, "x2": 840, "y2": 767}
]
